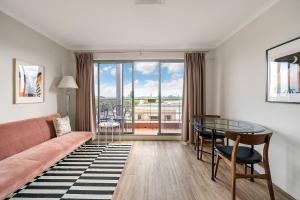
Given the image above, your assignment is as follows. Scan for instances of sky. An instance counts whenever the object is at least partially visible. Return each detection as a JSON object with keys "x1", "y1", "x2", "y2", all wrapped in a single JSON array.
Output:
[{"x1": 94, "y1": 62, "x2": 184, "y2": 98}]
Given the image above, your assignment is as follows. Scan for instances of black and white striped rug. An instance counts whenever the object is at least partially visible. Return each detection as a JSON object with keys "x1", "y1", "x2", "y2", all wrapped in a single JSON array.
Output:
[{"x1": 7, "y1": 144, "x2": 132, "y2": 200}]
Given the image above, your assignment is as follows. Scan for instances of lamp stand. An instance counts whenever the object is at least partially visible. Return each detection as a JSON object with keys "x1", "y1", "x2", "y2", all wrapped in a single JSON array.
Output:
[{"x1": 66, "y1": 89, "x2": 71, "y2": 116}]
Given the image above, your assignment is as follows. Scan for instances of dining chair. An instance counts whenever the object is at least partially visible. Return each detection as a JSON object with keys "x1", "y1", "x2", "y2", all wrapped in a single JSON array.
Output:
[
  {"x1": 99, "y1": 104, "x2": 109, "y2": 122},
  {"x1": 113, "y1": 104, "x2": 127, "y2": 128},
  {"x1": 194, "y1": 115, "x2": 225, "y2": 160},
  {"x1": 113, "y1": 105, "x2": 123, "y2": 122},
  {"x1": 214, "y1": 131, "x2": 274, "y2": 200}
]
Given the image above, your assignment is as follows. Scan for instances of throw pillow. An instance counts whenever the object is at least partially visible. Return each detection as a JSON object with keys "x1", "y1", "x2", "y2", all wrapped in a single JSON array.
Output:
[{"x1": 53, "y1": 116, "x2": 71, "y2": 136}]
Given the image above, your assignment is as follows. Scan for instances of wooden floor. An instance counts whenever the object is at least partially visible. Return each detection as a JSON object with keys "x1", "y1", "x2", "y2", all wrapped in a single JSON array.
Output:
[{"x1": 112, "y1": 141, "x2": 293, "y2": 200}]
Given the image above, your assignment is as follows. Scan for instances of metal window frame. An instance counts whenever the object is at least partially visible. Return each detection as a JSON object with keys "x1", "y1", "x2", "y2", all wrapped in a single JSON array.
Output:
[
  {"x1": 158, "y1": 62, "x2": 162, "y2": 134},
  {"x1": 131, "y1": 62, "x2": 135, "y2": 135},
  {"x1": 97, "y1": 63, "x2": 100, "y2": 133}
]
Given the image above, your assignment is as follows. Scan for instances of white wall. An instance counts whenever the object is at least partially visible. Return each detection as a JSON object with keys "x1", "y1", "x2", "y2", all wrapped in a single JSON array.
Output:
[
  {"x1": 214, "y1": 0, "x2": 300, "y2": 198},
  {"x1": 58, "y1": 54, "x2": 76, "y2": 128},
  {"x1": 93, "y1": 51, "x2": 184, "y2": 61},
  {"x1": 0, "y1": 11, "x2": 74, "y2": 123}
]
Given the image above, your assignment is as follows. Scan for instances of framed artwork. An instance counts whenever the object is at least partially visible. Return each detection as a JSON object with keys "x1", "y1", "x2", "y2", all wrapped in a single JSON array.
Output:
[
  {"x1": 266, "y1": 37, "x2": 300, "y2": 103},
  {"x1": 13, "y1": 59, "x2": 45, "y2": 104}
]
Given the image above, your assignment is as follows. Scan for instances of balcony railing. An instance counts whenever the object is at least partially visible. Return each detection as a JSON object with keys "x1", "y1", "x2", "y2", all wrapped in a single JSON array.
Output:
[{"x1": 95, "y1": 97, "x2": 182, "y2": 134}]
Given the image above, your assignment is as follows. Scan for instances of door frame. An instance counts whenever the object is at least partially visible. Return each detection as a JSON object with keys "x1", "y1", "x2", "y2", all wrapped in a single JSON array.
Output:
[{"x1": 94, "y1": 59, "x2": 184, "y2": 136}]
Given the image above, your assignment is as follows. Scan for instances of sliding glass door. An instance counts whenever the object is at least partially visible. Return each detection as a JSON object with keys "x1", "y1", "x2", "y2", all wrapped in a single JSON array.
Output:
[
  {"x1": 134, "y1": 62, "x2": 159, "y2": 135},
  {"x1": 94, "y1": 60, "x2": 184, "y2": 135}
]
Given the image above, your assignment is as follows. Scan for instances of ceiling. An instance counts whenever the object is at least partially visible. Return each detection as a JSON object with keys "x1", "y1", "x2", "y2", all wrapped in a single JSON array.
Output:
[{"x1": 0, "y1": 0, "x2": 279, "y2": 51}]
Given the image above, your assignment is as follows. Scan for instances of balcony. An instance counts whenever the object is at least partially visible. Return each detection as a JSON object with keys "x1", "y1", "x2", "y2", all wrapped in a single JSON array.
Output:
[{"x1": 96, "y1": 97, "x2": 182, "y2": 135}]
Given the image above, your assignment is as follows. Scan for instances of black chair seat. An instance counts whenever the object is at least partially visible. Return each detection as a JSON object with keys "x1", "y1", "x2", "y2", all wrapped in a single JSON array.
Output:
[
  {"x1": 199, "y1": 130, "x2": 225, "y2": 139},
  {"x1": 216, "y1": 145, "x2": 262, "y2": 164}
]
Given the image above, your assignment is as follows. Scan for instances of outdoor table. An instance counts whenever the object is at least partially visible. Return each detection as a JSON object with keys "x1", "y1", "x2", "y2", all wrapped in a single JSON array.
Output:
[{"x1": 98, "y1": 121, "x2": 121, "y2": 145}]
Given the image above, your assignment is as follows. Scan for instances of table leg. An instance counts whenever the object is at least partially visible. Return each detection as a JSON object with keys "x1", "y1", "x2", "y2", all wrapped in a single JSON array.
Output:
[
  {"x1": 211, "y1": 129, "x2": 216, "y2": 181},
  {"x1": 106, "y1": 127, "x2": 108, "y2": 145},
  {"x1": 196, "y1": 130, "x2": 200, "y2": 160},
  {"x1": 250, "y1": 154, "x2": 254, "y2": 182},
  {"x1": 112, "y1": 126, "x2": 114, "y2": 143},
  {"x1": 119, "y1": 124, "x2": 121, "y2": 142},
  {"x1": 97, "y1": 126, "x2": 99, "y2": 147},
  {"x1": 250, "y1": 132, "x2": 255, "y2": 182}
]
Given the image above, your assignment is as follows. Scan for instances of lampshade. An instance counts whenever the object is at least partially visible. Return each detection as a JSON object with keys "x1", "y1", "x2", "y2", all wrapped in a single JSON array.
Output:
[{"x1": 58, "y1": 76, "x2": 78, "y2": 89}]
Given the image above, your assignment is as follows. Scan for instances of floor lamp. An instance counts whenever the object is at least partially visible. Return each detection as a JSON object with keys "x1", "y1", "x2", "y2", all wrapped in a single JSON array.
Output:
[{"x1": 58, "y1": 76, "x2": 78, "y2": 116}]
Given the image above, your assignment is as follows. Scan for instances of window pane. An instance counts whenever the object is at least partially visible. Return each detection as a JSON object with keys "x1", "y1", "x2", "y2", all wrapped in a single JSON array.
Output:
[
  {"x1": 134, "y1": 62, "x2": 159, "y2": 135},
  {"x1": 160, "y1": 62, "x2": 184, "y2": 134},
  {"x1": 134, "y1": 62, "x2": 159, "y2": 97},
  {"x1": 99, "y1": 64, "x2": 118, "y2": 98}
]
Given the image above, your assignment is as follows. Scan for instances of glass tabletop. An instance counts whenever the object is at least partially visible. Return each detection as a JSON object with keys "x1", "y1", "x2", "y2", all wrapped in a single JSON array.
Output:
[
  {"x1": 99, "y1": 121, "x2": 120, "y2": 128},
  {"x1": 193, "y1": 118, "x2": 266, "y2": 133}
]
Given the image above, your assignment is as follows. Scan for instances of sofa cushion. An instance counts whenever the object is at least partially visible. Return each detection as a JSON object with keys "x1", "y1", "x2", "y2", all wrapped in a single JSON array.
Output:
[
  {"x1": 0, "y1": 158, "x2": 44, "y2": 200},
  {"x1": 36, "y1": 113, "x2": 60, "y2": 140},
  {"x1": 0, "y1": 114, "x2": 60, "y2": 161},
  {"x1": 11, "y1": 132, "x2": 92, "y2": 171},
  {"x1": 0, "y1": 131, "x2": 92, "y2": 199}
]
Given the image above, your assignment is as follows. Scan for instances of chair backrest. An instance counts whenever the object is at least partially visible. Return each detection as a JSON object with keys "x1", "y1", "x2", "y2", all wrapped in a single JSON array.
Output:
[
  {"x1": 99, "y1": 104, "x2": 108, "y2": 117},
  {"x1": 113, "y1": 105, "x2": 122, "y2": 118},
  {"x1": 123, "y1": 107, "x2": 128, "y2": 118},
  {"x1": 225, "y1": 131, "x2": 272, "y2": 146},
  {"x1": 225, "y1": 131, "x2": 273, "y2": 163}
]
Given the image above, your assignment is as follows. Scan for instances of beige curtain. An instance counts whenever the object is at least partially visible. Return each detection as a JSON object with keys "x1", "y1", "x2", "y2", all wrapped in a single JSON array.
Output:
[
  {"x1": 182, "y1": 52, "x2": 206, "y2": 144},
  {"x1": 75, "y1": 53, "x2": 96, "y2": 138}
]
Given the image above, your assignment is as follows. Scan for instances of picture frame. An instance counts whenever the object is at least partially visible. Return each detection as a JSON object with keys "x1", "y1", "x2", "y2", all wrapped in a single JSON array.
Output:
[
  {"x1": 13, "y1": 59, "x2": 45, "y2": 104},
  {"x1": 266, "y1": 37, "x2": 300, "y2": 103}
]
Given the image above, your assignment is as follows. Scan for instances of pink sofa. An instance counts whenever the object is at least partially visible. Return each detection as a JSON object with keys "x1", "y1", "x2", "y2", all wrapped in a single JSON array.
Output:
[{"x1": 0, "y1": 114, "x2": 93, "y2": 199}]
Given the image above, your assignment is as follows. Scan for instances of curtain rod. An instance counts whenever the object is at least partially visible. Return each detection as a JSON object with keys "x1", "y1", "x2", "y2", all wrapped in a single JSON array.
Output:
[{"x1": 75, "y1": 49, "x2": 210, "y2": 54}]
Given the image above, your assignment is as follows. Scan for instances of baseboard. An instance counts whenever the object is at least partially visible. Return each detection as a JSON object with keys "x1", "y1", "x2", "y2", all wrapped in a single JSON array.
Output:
[
  {"x1": 95, "y1": 134, "x2": 181, "y2": 141},
  {"x1": 273, "y1": 184, "x2": 297, "y2": 200}
]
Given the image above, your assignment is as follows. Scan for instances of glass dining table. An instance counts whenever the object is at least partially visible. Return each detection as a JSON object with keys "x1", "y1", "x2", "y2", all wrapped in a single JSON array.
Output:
[{"x1": 192, "y1": 117, "x2": 266, "y2": 181}]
